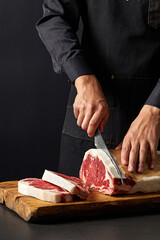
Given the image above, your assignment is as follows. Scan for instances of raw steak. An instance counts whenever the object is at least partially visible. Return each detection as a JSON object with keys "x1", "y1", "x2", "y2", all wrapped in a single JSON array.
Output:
[
  {"x1": 18, "y1": 178, "x2": 73, "y2": 203},
  {"x1": 80, "y1": 149, "x2": 160, "y2": 195},
  {"x1": 42, "y1": 170, "x2": 90, "y2": 199}
]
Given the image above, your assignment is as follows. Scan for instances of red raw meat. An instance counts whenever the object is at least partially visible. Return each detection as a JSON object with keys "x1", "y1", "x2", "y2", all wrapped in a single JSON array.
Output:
[
  {"x1": 18, "y1": 178, "x2": 73, "y2": 203},
  {"x1": 80, "y1": 149, "x2": 160, "y2": 195}
]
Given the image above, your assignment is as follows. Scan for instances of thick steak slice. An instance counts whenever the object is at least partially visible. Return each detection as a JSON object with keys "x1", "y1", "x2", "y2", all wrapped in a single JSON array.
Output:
[
  {"x1": 80, "y1": 149, "x2": 160, "y2": 195},
  {"x1": 18, "y1": 178, "x2": 73, "y2": 203},
  {"x1": 42, "y1": 170, "x2": 90, "y2": 199}
]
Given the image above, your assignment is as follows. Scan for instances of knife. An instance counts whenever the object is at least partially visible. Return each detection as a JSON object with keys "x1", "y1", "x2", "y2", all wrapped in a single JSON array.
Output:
[{"x1": 94, "y1": 128, "x2": 123, "y2": 185}]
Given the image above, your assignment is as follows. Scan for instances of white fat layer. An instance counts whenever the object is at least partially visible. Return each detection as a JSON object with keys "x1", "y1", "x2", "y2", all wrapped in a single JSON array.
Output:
[
  {"x1": 84, "y1": 149, "x2": 125, "y2": 179},
  {"x1": 42, "y1": 170, "x2": 76, "y2": 194},
  {"x1": 130, "y1": 177, "x2": 160, "y2": 193},
  {"x1": 18, "y1": 181, "x2": 72, "y2": 203}
]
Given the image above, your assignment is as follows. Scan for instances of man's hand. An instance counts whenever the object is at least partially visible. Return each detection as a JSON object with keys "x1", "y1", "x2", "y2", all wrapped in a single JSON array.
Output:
[
  {"x1": 116, "y1": 105, "x2": 160, "y2": 173},
  {"x1": 73, "y1": 74, "x2": 109, "y2": 137}
]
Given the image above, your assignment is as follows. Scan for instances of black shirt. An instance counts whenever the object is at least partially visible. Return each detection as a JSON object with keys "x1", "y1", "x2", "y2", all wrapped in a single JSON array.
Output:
[{"x1": 36, "y1": 0, "x2": 160, "y2": 109}]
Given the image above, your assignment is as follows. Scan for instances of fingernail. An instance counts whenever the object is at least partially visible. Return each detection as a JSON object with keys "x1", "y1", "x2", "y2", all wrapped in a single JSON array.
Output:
[
  {"x1": 138, "y1": 167, "x2": 143, "y2": 173},
  {"x1": 88, "y1": 133, "x2": 93, "y2": 137},
  {"x1": 150, "y1": 163, "x2": 155, "y2": 169},
  {"x1": 128, "y1": 166, "x2": 133, "y2": 172},
  {"x1": 121, "y1": 159, "x2": 127, "y2": 165}
]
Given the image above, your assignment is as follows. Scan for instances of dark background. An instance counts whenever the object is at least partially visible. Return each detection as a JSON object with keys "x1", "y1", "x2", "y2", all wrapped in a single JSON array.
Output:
[{"x1": 0, "y1": 0, "x2": 83, "y2": 181}]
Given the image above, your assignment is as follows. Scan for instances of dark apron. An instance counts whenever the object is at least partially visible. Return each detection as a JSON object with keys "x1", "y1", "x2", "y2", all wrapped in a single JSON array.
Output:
[
  {"x1": 62, "y1": 0, "x2": 160, "y2": 145},
  {"x1": 59, "y1": 0, "x2": 160, "y2": 176}
]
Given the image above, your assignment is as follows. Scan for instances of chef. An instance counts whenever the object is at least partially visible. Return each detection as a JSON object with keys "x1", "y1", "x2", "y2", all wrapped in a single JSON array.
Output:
[{"x1": 36, "y1": 0, "x2": 160, "y2": 177}]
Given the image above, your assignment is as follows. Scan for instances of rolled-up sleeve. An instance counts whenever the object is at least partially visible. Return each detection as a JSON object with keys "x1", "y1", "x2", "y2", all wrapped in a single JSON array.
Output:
[
  {"x1": 145, "y1": 79, "x2": 160, "y2": 109},
  {"x1": 36, "y1": 0, "x2": 94, "y2": 83}
]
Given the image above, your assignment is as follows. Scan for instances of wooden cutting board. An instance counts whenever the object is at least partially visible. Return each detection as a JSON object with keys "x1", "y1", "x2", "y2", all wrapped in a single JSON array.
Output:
[{"x1": 1, "y1": 181, "x2": 160, "y2": 222}]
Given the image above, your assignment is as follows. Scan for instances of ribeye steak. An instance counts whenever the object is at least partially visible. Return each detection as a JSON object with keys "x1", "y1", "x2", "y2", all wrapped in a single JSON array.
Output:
[
  {"x1": 18, "y1": 178, "x2": 73, "y2": 203},
  {"x1": 80, "y1": 149, "x2": 160, "y2": 195}
]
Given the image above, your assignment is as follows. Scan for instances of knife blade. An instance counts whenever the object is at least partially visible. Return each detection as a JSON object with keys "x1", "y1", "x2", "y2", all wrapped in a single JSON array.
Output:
[{"x1": 94, "y1": 128, "x2": 123, "y2": 185}]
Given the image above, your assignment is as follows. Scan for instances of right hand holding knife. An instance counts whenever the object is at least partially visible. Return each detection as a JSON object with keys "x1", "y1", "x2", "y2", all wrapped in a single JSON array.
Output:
[{"x1": 73, "y1": 74, "x2": 109, "y2": 137}]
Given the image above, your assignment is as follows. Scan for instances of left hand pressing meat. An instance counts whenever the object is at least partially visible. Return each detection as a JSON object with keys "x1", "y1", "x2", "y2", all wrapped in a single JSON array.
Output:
[{"x1": 116, "y1": 105, "x2": 160, "y2": 173}]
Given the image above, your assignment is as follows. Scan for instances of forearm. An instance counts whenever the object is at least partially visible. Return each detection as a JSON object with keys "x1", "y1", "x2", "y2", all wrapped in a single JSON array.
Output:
[{"x1": 36, "y1": 0, "x2": 94, "y2": 83}]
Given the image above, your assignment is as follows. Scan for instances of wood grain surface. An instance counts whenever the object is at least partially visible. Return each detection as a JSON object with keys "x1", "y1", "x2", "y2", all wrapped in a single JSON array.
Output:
[{"x1": 1, "y1": 180, "x2": 160, "y2": 222}]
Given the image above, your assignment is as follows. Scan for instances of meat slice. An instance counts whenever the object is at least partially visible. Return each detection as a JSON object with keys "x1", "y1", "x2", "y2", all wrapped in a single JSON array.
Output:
[
  {"x1": 80, "y1": 149, "x2": 160, "y2": 195},
  {"x1": 18, "y1": 178, "x2": 73, "y2": 203},
  {"x1": 42, "y1": 170, "x2": 90, "y2": 199}
]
